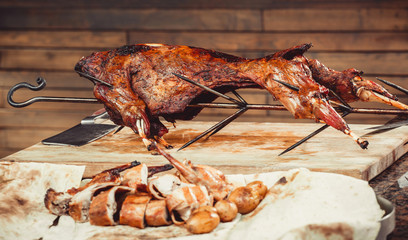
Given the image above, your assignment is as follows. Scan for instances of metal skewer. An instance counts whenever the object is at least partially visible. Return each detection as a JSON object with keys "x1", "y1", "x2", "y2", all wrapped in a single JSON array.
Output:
[
  {"x1": 272, "y1": 79, "x2": 300, "y2": 92},
  {"x1": 207, "y1": 90, "x2": 247, "y2": 137},
  {"x1": 173, "y1": 74, "x2": 250, "y2": 151},
  {"x1": 363, "y1": 78, "x2": 408, "y2": 132},
  {"x1": 8, "y1": 75, "x2": 408, "y2": 152},
  {"x1": 7, "y1": 77, "x2": 99, "y2": 108},
  {"x1": 172, "y1": 73, "x2": 245, "y2": 106},
  {"x1": 377, "y1": 77, "x2": 408, "y2": 95},
  {"x1": 9, "y1": 78, "x2": 408, "y2": 115},
  {"x1": 177, "y1": 107, "x2": 248, "y2": 151},
  {"x1": 279, "y1": 111, "x2": 350, "y2": 156},
  {"x1": 188, "y1": 102, "x2": 408, "y2": 115},
  {"x1": 76, "y1": 71, "x2": 113, "y2": 88},
  {"x1": 231, "y1": 90, "x2": 248, "y2": 104}
]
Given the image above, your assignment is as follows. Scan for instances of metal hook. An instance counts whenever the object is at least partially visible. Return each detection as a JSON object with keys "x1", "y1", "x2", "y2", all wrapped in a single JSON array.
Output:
[
  {"x1": 7, "y1": 77, "x2": 99, "y2": 108},
  {"x1": 7, "y1": 77, "x2": 46, "y2": 107}
]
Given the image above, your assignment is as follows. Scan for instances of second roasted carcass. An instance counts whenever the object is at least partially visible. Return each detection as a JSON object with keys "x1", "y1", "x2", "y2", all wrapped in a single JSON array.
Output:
[{"x1": 75, "y1": 43, "x2": 403, "y2": 150}]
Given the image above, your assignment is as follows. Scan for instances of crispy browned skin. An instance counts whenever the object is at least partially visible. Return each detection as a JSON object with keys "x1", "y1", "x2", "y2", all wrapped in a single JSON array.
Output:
[
  {"x1": 75, "y1": 44, "x2": 258, "y2": 143},
  {"x1": 244, "y1": 44, "x2": 351, "y2": 132},
  {"x1": 88, "y1": 188, "x2": 116, "y2": 226},
  {"x1": 308, "y1": 58, "x2": 397, "y2": 102},
  {"x1": 88, "y1": 186, "x2": 134, "y2": 226},
  {"x1": 145, "y1": 199, "x2": 172, "y2": 226},
  {"x1": 119, "y1": 193, "x2": 152, "y2": 228},
  {"x1": 67, "y1": 161, "x2": 140, "y2": 195}
]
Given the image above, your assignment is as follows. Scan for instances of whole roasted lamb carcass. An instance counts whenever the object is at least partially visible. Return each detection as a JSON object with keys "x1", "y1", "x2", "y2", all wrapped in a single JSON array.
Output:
[{"x1": 75, "y1": 43, "x2": 405, "y2": 150}]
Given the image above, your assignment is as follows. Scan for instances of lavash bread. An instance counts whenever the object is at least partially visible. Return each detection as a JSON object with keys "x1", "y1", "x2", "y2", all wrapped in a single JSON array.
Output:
[
  {"x1": 0, "y1": 162, "x2": 84, "y2": 240},
  {"x1": 226, "y1": 168, "x2": 384, "y2": 240},
  {"x1": 1, "y1": 162, "x2": 384, "y2": 240}
]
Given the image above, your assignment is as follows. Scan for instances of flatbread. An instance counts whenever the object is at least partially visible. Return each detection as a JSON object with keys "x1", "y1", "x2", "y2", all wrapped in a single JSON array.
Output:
[
  {"x1": 0, "y1": 163, "x2": 383, "y2": 240},
  {"x1": 226, "y1": 168, "x2": 383, "y2": 240},
  {"x1": 0, "y1": 162, "x2": 84, "y2": 240}
]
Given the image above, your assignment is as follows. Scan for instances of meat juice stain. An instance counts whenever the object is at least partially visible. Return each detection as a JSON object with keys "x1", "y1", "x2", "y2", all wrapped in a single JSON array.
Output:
[
  {"x1": 91, "y1": 140, "x2": 147, "y2": 154},
  {"x1": 90, "y1": 127, "x2": 303, "y2": 155},
  {"x1": 193, "y1": 133, "x2": 302, "y2": 151},
  {"x1": 245, "y1": 201, "x2": 267, "y2": 220},
  {"x1": 0, "y1": 194, "x2": 30, "y2": 219},
  {"x1": 89, "y1": 135, "x2": 144, "y2": 154},
  {"x1": 88, "y1": 128, "x2": 202, "y2": 154}
]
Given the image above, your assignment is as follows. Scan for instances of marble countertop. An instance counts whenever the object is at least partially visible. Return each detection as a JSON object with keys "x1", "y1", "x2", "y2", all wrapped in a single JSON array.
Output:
[{"x1": 370, "y1": 152, "x2": 408, "y2": 239}]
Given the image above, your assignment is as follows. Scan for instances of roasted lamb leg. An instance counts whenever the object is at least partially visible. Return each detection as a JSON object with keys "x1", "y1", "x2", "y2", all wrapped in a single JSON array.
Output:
[{"x1": 307, "y1": 58, "x2": 408, "y2": 110}]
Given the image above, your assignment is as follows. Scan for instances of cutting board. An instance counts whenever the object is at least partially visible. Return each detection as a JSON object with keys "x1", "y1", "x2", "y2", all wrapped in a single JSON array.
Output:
[{"x1": 2, "y1": 121, "x2": 408, "y2": 180}]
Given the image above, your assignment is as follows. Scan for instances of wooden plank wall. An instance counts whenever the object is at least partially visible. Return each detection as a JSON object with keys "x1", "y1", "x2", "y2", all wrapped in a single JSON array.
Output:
[{"x1": 1, "y1": 0, "x2": 407, "y2": 158}]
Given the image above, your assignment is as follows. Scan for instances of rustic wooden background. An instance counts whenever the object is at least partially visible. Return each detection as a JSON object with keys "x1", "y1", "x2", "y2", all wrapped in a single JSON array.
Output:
[{"x1": 1, "y1": 0, "x2": 407, "y2": 158}]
